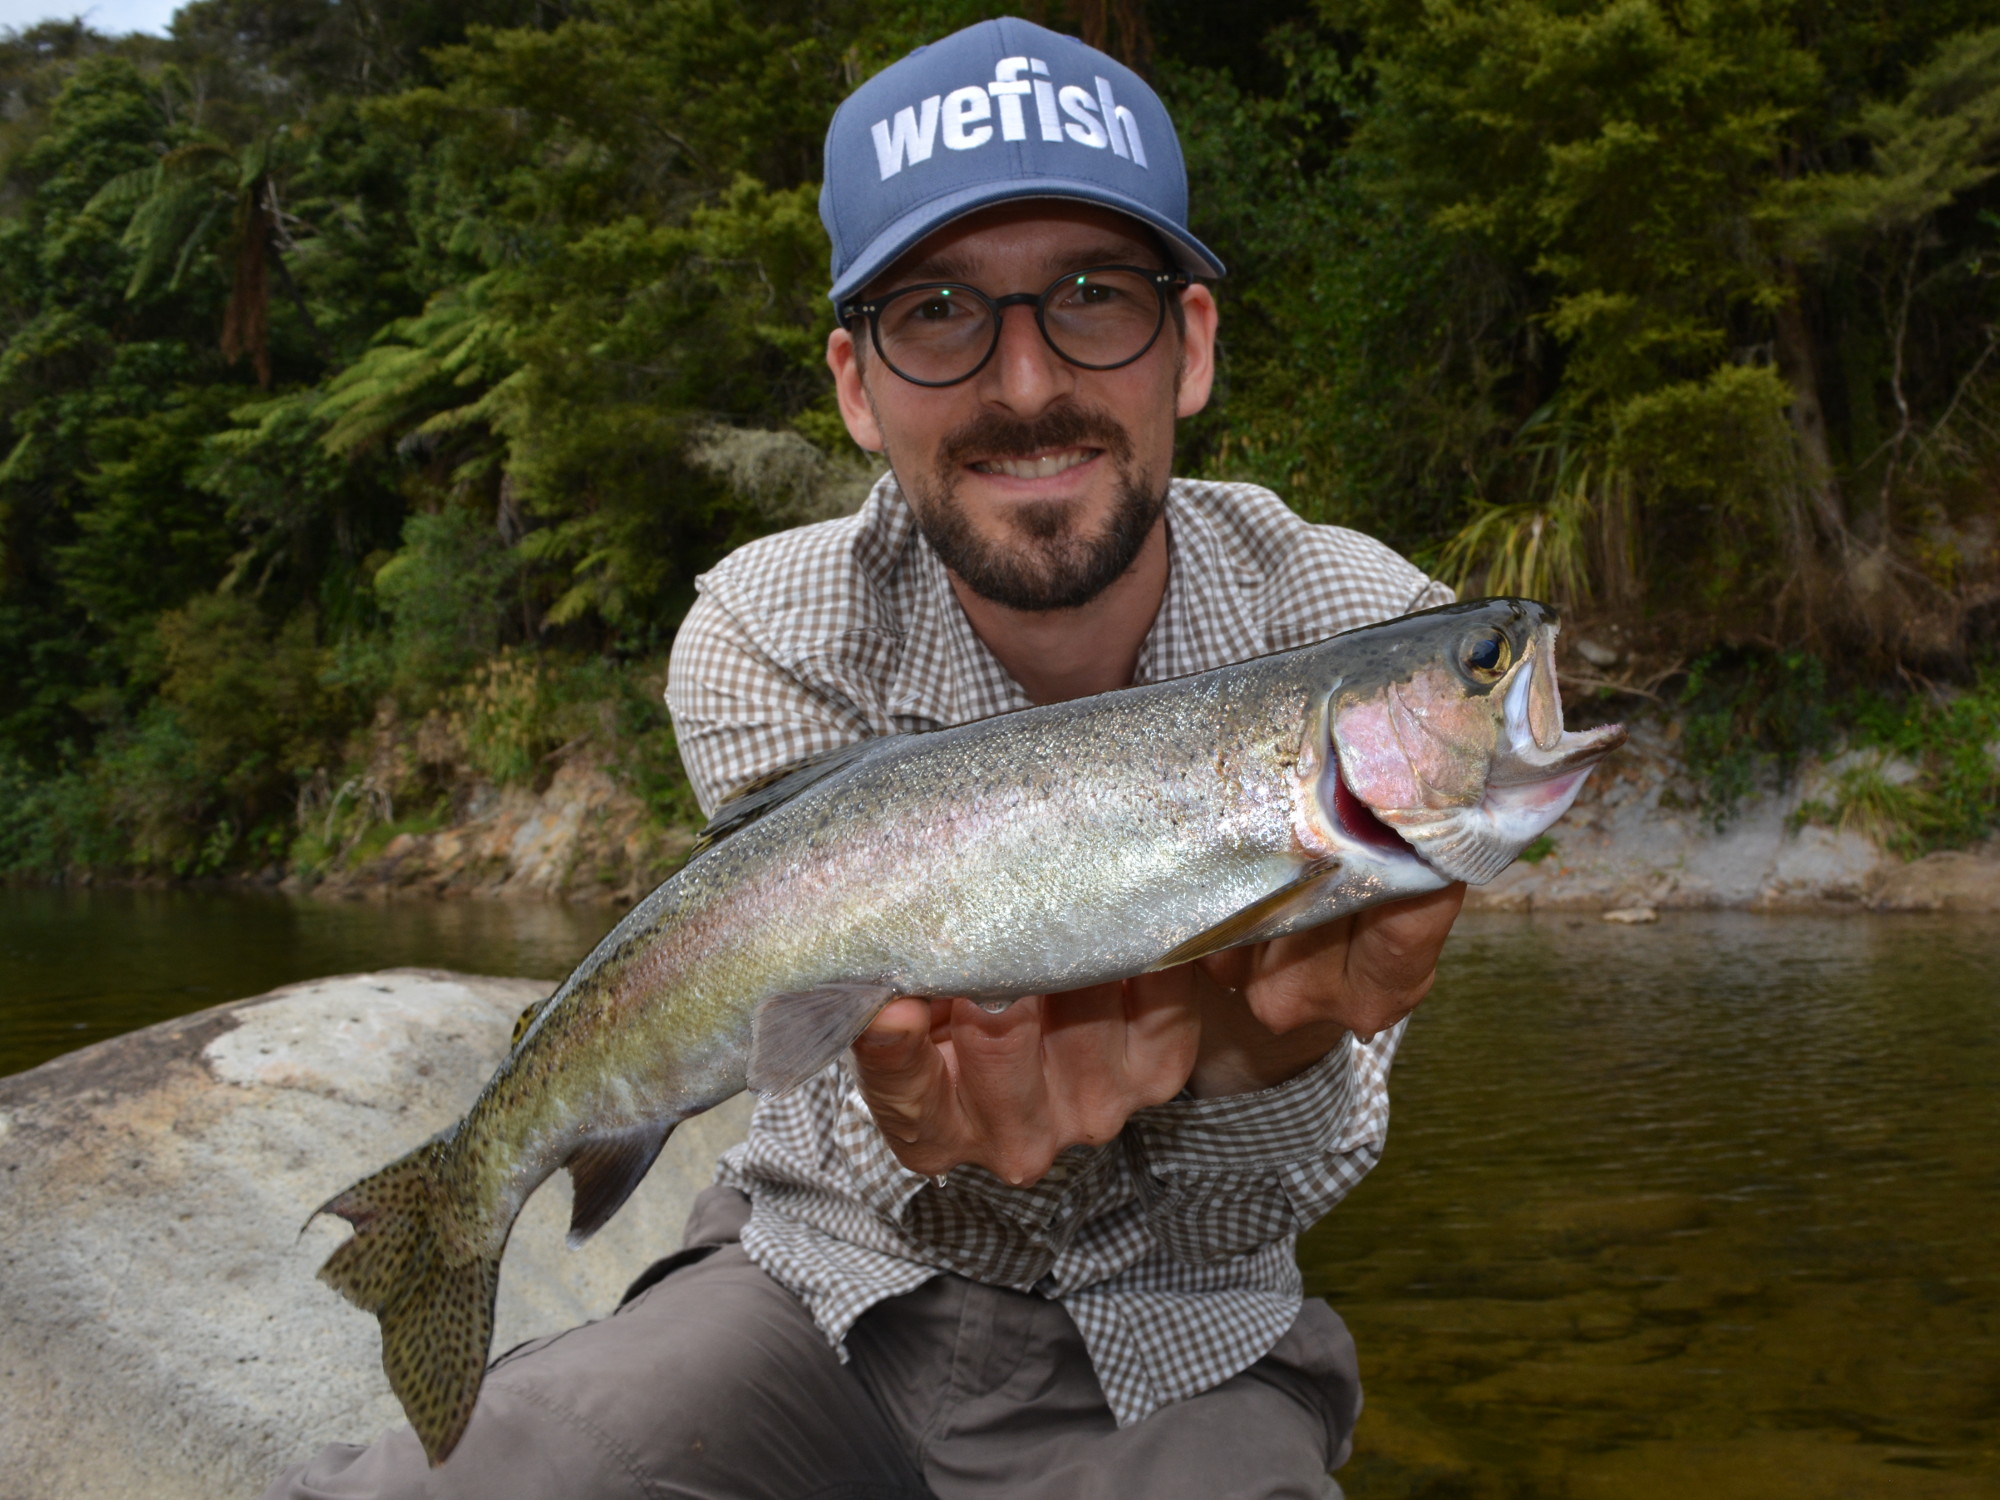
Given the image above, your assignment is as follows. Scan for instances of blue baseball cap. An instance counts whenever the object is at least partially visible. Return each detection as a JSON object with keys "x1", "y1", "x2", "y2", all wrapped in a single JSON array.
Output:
[{"x1": 821, "y1": 16, "x2": 1225, "y2": 308}]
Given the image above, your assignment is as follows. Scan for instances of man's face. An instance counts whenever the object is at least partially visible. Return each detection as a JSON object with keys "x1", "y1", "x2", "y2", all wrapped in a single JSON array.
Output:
[{"x1": 828, "y1": 202, "x2": 1217, "y2": 612}]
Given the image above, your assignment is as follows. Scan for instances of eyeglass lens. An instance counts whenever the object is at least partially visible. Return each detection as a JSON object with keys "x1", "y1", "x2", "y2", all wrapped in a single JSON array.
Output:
[{"x1": 873, "y1": 269, "x2": 1167, "y2": 386}]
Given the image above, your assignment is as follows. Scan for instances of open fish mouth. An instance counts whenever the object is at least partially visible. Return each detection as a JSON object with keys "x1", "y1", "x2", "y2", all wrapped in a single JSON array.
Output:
[
  {"x1": 1324, "y1": 757, "x2": 1415, "y2": 856},
  {"x1": 1329, "y1": 609, "x2": 1627, "y2": 884}
]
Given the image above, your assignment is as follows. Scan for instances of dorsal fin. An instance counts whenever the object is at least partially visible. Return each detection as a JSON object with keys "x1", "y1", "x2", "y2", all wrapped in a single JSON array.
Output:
[
  {"x1": 508, "y1": 996, "x2": 551, "y2": 1053},
  {"x1": 689, "y1": 737, "x2": 900, "y2": 857}
]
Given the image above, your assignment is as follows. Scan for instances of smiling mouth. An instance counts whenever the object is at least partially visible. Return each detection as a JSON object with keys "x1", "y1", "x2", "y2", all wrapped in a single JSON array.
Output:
[{"x1": 968, "y1": 447, "x2": 1099, "y2": 480}]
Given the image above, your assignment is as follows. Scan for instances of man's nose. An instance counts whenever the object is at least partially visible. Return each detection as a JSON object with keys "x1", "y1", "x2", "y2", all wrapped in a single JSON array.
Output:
[{"x1": 975, "y1": 302, "x2": 1074, "y2": 414}]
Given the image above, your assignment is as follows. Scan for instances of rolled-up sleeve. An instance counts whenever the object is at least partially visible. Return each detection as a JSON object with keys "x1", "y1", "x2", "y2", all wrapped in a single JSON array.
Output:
[{"x1": 1120, "y1": 1022, "x2": 1406, "y2": 1264}]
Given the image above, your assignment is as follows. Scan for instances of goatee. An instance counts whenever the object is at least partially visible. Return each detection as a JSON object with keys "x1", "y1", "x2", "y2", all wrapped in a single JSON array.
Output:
[{"x1": 905, "y1": 403, "x2": 1166, "y2": 613}]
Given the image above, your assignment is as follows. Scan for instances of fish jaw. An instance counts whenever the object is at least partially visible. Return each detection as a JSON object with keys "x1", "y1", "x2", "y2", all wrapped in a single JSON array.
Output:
[{"x1": 1329, "y1": 613, "x2": 1625, "y2": 884}]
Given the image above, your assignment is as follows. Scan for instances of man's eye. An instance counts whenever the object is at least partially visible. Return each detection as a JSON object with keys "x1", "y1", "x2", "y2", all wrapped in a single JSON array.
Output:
[
  {"x1": 1056, "y1": 279, "x2": 1122, "y2": 311},
  {"x1": 910, "y1": 296, "x2": 960, "y2": 322}
]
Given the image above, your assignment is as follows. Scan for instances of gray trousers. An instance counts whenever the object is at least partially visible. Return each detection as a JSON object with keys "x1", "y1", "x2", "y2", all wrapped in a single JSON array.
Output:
[{"x1": 265, "y1": 1188, "x2": 1360, "y2": 1500}]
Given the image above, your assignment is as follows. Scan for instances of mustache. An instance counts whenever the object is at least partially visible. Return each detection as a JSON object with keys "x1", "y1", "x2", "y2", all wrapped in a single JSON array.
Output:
[{"x1": 935, "y1": 402, "x2": 1136, "y2": 472}]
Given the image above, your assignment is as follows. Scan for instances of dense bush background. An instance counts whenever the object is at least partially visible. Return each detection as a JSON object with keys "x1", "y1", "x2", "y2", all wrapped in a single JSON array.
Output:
[{"x1": 0, "y1": 0, "x2": 1995, "y2": 878}]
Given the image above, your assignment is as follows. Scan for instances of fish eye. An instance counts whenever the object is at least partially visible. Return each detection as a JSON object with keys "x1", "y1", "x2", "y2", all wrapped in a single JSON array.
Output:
[{"x1": 1458, "y1": 628, "x2": 1513, "y2": 683}]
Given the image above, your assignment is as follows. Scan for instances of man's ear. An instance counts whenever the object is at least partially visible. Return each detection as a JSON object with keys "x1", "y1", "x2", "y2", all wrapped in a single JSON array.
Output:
[
  {"x1": 1174, "y1": 284, "x2": 1219, "y2": 420},
  {"x1": 828, "y1": 326, "x2": 884, "y2": 452}
]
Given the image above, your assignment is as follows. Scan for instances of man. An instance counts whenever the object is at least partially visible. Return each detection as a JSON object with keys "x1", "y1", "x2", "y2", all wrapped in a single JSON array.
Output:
[{"x1": 268, "y1": 18, "x2": 1461, "y2": 1500}]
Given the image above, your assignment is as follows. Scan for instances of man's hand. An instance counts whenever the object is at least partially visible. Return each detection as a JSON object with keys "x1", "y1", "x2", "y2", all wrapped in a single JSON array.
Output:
[
  {"x1": 1188, "y1": 882, "x2": 1466, "y2": 1098},
  {"x1": 850, "y1": 980, "x2": 1201, "y2": 1185},
  {"x1": 849, "y1": 883, "x2": 1466, "y2": 1182}
]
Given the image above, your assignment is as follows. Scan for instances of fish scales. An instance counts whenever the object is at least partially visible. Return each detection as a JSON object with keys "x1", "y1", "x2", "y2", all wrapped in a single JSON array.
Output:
[{"x1": 309, "y1": 598, "x2": 1627, "y2": 1465}]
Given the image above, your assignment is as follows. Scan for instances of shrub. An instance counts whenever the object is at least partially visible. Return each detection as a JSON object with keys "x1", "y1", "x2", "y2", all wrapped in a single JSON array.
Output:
[{"x1": 373, "y1": 508, "x2": 520, "y2": 704}]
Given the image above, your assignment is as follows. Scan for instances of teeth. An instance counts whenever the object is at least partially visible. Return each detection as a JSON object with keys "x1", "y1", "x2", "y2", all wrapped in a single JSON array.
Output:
[{"x1": 971, "y1": 448, "x2": 1094, "y2": 479}]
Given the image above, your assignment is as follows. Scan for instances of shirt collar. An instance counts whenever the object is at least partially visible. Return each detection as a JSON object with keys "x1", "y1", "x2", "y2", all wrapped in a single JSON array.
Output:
[{"x1": 877, "y1": 475, "x2": 1262, "y2": 724}]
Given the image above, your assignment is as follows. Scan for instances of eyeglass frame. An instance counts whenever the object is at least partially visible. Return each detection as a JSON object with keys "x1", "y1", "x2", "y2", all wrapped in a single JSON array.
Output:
[{"x1": 838, "y1": 265, "x2": 1195, "y2": 389}]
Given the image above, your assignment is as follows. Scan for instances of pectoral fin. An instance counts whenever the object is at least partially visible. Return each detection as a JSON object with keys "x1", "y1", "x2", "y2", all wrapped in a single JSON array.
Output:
[
  {"x1": 1146, "y1": 859, "x2": 1344, "y2": 971},
  {"x1": 748, "y1": 984, "x2": 900, "y2": 1096}
]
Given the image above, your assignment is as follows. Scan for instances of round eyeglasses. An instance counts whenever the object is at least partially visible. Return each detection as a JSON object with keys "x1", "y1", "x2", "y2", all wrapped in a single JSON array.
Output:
[{"x1": 840, "y1": 265, "x2": 1192, "y2": 388}]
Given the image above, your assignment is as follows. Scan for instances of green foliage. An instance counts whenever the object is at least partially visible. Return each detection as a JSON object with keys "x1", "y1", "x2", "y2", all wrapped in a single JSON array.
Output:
[
  {"x1": 1789, "y1": 25, "x2": 2000, "y2": 247},
  {"x1": 3, "y1": 0, "x2": 1999, "y2": 880},
  {"x1": 1796, "y1": 664, "x2": 2000, "y2": 856},
  {"x1": 150, "y1": 593, "x2": 338, "y2": 859},
  {"x1": 1161, "y1": 46, "x2": 1490, "y2": 547},
  {"x1": 1438, "y1": 406, "x2": 1605, "y2": 602},
  {"x1": 1349, "y1": 0, "x2": 1816, "y2": 386},
  {"x1": 374, "y1": 508, "x2": 520, "y2": 703},
  {"x1": 445, "y1": 649, "x2": 701, "y2": 828},
  {"x1": 1609, "y1": 363, "x2": 1803, "y2": 603},
  {"x1": 449, "y1": 650, "x2": 608, "y2": 787},
  {"x1": 0, "y1": 755, "x2": 116, "y2": 874},
  {"x1": 1678, "y1": 650, "x2": 1838, "y2": 825}
]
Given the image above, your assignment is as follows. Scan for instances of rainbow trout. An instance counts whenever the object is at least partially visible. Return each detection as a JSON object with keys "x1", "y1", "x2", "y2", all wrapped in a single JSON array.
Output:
[{"x1": 314, "y1": 597, "x2": 1624, "y2": 1463}]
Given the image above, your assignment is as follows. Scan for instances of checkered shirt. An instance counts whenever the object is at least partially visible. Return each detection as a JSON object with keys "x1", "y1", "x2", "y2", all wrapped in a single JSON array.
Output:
[{"x1": 665, "y1": 472, "x2": 1450, "y2": 1426}]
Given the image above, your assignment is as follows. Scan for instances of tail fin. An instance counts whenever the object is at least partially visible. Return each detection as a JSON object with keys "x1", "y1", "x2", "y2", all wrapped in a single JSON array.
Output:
[{"x1": 315, "y1": 1145, "x2": 499, "y2": 1467}]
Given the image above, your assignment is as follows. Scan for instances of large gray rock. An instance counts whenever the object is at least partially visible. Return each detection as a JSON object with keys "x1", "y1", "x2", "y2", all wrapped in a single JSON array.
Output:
[{"x1": 0, "y1": 969, "x2": 751, "y2": 1500}]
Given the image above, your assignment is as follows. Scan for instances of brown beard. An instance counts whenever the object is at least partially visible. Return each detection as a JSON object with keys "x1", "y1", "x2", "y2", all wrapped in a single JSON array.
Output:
[{"x1": 903, "y1": 402, "x2": 1166, "y2": 613}]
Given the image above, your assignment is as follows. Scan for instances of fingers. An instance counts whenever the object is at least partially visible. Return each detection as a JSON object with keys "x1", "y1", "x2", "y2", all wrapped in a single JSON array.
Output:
[
  {"x1": 1235, "y1": 883, "x2": 1465, "y2": 1038},
  {"x1": 852, "y1": 994, "x2": 1055, "y2": 1181},
  {"x1": 852, "y1": 997, "x2": 951, "y2": 1145},
  {"x1": 1116, "y1": 969, "x2": 1203, "y2": 1109},
  {"x1": 1036, "y1": 981, "x2": 1181, "y2": 1151},
  {"x1": 1184, "y1": 884, "x2": 1468, "y2": 1097},
  {"x1": 946, "y1": 995, "x2": 1055, "y2": 1183},
  {"x1": 849, "y1": 980, "x2": 1201, "y2": 1184},
  {"x1": 855, "y1": 884, "x2": 1467, "y2": 1163},
  {"x1": 1334, "y1": 882, "x2": 1466, "y2": 1038},
  {"x1": 1345, "y1": 882, "x2": 1467, "y2": 1009}
]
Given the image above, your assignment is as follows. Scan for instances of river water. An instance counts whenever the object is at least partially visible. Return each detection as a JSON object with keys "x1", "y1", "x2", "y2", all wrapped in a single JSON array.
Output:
[
  {"x1": 2, "y1": 893, "x2": 1995, "y2": 1497},
  {"x1": 1300, "y1": 910, "x2": 2000, "y2": 1499},
  {"x1": 0, "y1": 887, "x2": 616, "y2": 1077}
]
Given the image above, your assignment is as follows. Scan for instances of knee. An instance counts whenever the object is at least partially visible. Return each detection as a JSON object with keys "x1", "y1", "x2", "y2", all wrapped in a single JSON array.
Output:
[
  {"x1": 263, "y1": 1248, "x2": 849, "y2": 1500},
  {"x1": 1272, "y1": 1300, "x2": 1363, "y2": 1469}
]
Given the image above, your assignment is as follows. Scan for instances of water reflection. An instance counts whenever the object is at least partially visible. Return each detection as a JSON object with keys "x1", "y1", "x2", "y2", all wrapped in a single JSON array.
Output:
[
  {"x1": 0, "y1": 887, "x2": 617, "y2": 1076},
  {"x1": 1303, "y1": 911, "x2": 2000, "y2": 1498}
]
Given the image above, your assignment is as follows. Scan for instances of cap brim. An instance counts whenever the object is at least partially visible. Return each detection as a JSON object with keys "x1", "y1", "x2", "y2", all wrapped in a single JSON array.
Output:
[{"x1": 828, "y1": 179, "x2": 1226, "y2": 307}]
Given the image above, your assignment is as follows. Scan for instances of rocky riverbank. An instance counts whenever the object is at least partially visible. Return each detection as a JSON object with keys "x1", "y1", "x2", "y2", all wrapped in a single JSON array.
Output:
[
  {"x1": 298, "y1": 719, "x2": 1999, "y2": 914},
  {"x1": 0, "y1": 969, "x2": 750, "y2": 1500},
  {"x1": 299, "y1": 757, "x2": 696, "y2": 905},
  {"x1": 1465, "y1": 718, "x2": 2000, "y2": 914}
]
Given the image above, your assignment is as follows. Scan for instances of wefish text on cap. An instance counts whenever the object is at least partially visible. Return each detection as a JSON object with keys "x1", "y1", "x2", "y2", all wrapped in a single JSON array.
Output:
[
  {"x1": 869, "y1": 57, "x2": 1148, "y2": 177},
  {"x1": 820, "y1": 16, "x2": 1224, "y2": 307}
]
